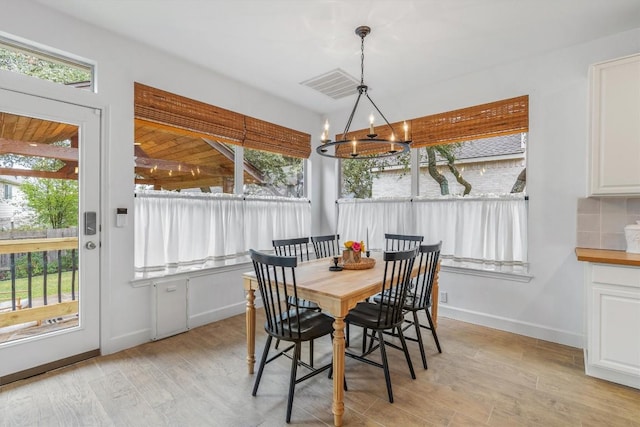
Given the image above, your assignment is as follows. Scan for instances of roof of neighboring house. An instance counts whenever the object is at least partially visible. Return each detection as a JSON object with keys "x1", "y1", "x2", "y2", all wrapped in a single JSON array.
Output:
[{"x1": 441, "y1": 134, "x2": 525, "y2": 161}]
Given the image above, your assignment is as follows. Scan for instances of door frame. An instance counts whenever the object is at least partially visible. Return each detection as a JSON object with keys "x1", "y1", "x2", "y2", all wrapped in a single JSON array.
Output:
[{"x1": 0, "y1": 73, "x2": 107, "y2": 381}]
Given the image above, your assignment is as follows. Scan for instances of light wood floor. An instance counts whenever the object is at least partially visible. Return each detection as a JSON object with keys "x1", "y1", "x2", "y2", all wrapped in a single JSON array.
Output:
[{"x1": 1, "y1": 313, "x2": 639, "y2": 426}]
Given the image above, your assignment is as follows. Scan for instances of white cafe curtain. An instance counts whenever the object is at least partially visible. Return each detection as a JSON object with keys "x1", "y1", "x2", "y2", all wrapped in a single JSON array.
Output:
[
  {"x1": 135, "y1": 191, "x2": 311, "y2": 274},
  {"x1": 337, "y1": 198, "x2": 413, "y2": 250},
  {"x1": 337, "y1": 194, "x2": 527, "y2": 272}
]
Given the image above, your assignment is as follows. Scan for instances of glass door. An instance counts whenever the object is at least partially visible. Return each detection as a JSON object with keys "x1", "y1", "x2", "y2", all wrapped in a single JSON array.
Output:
[{"x1": 0, "y1": 88, "x2": 100, "y2": 383}]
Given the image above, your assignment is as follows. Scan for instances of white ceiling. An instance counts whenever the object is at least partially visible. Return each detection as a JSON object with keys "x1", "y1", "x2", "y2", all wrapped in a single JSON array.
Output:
[{"x1": 37, "y1": 0, "x2": 640, "y2": 114}]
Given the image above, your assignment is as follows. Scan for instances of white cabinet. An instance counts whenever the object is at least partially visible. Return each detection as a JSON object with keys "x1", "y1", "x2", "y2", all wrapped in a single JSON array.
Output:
[
  {"x1": 589, "y1": 54, "x2": 640, "y2": 196},
  {"x1": 585, "y1": 264, "x2": 640, "y2": 389},
  {"x1": 151, "y1": 278, "x2": 189, "y2": 340}
]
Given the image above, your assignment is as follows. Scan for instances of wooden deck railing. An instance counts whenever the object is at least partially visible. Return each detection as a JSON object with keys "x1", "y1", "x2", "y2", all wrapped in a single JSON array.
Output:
[{"x1": 0, "y1": 237, "x2": 78, "y2": 328}]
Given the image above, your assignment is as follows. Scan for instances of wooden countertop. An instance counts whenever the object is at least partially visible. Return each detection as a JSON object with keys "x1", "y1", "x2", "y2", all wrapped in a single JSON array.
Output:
[{"x1": 575, "y1": 247, "x2": 640, "y2": 267}]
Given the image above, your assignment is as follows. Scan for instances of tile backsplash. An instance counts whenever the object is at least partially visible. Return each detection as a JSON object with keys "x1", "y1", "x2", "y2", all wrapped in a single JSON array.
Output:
[{"x1": 577, "y1": 197, "x2": 640, "y2": 250}]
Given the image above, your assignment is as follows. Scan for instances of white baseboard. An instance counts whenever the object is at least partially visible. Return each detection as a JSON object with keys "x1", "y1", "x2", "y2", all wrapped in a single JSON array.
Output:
[
  {"x1": 103, "y1": 328, "x2": 152, "y2": 355},
  {"x1": 438, "y1": 305, "x2": 584, "y2": 348},
  {"x1": 188, "y1": 301, "x2": 247, "y2": 329}
]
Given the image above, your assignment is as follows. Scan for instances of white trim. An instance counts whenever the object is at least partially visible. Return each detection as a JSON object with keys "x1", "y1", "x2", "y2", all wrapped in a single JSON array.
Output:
[
  {"x1": 440, "y1": 264, "x2": 532, "y2": 282},
  {"x1": 439, "y1": 306, "x2": 583, "y2": 348},
  {"x1": 188, "y1": 301, "x2": 247, "y2": 329}
]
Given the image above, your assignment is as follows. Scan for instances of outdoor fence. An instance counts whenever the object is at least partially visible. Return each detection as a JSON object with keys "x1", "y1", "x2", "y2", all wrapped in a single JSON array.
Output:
[{"x1": 0, "y1": 236, "x2": 79, "y2": 329}]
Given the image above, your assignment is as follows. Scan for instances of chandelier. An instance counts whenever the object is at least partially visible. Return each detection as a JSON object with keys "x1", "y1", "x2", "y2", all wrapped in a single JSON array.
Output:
[{"x1": 316, "y1": 26, "x2": 411, "y2": 159}]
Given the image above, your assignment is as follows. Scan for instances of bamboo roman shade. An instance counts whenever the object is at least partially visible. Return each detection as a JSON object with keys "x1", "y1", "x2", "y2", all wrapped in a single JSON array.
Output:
[
  {"x1": 134, "y1": 83, "x2": 311, "y2": 158},
  {"x1": 410, "y1": 95, "x2": 529, "y2": 148}
]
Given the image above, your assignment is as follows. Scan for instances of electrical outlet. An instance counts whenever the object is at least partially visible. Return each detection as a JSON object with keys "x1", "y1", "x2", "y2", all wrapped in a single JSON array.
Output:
[{"x1": 440, "y1": 292, "x2": 448, "y2": 303}]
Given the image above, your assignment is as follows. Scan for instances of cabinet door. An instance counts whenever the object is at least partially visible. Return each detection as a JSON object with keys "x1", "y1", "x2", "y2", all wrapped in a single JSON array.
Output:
[
  {"x1": 152, "y1": 278, "x2": 189, "y2": 340},
  {"x1": 589, "y1": 54, "x2": 640, "y2": 195},
  {"x1": 589, "y1": 284, "x2": 640, "y2": 376}
]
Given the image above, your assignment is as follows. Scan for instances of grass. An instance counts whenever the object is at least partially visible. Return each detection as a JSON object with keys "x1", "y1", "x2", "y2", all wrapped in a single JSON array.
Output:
[{"x1": 0, "y1": 270, "x2": 76, "y2": 302}]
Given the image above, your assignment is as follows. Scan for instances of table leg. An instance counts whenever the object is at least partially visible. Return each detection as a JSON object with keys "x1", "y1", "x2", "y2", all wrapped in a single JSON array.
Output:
[
  {"x1": 332, "y1": 316, "x2": 345, "y2": 427},
  {"x1": 245, "y1": 288, "x2": 256, "y2": 374},
  {"x1": 431, "y1": 261, "x2": 441, "y2": 329}
]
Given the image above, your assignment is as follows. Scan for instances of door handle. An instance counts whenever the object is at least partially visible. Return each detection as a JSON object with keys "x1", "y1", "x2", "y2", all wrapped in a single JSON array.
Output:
[{"x1": 85, "y1": 241, "x2": 97, "y2": 250}]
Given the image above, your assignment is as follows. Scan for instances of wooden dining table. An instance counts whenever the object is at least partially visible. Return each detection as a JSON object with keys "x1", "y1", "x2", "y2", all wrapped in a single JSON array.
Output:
[{"x1": 242, "y1": 251, "x2": 440, "y2": 426}]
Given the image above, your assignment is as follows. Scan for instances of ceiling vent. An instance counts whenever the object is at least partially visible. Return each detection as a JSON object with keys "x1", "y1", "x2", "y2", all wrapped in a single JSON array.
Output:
[{"x1": 300, "y1": 68, "x2": 359, "y2": 100}]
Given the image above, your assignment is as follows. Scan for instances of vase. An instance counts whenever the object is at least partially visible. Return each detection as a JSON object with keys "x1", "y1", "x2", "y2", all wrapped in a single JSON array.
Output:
[{"x1": 342, "y1": 249, "x2": 361, "y2": 264}]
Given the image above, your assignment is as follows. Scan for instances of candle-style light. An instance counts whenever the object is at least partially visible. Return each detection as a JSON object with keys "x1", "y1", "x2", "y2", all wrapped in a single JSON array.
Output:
[
  {"x1": 322, "y1": 119, "x2": 329, "y2": 142},
  {"x1": 403, "y1": 121, "x2": 408, "y2": 142},
  {"x1": 369, "y1": 114, "x2": 375, "y2": 135}
]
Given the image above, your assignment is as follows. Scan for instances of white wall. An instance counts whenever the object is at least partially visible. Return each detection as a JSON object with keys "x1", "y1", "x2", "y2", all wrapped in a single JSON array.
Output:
[
  {"x1": 318, "y1": 29, "x2": 640, "y2": 347},
  {"x1": 0, "y1": 1, "x2": 321, "y2": 354}
]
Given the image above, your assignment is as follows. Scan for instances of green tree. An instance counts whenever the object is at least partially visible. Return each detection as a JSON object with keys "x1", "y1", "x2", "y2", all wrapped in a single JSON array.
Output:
[
  {"x1": 0, "y1": 48, "x2": 90, "y2": 84},
  {"x1": 20, "y1": 178, "x2": 78, "y2": 229},
  {"x1": 342, "y1": 152, "x2": 410, "y2": 198},
  {"x1": 0, "y1": 143, "x2": 77, "y2": 229},
  {"x1": 244, "y1": 149, "x2": 303, "y2": 197},
  {"x1": 342, "y1": 158, "x2": 376, "y2": 198},
  {"x1": 511, "y1": 168, "x2": 526, "y2": 193}
]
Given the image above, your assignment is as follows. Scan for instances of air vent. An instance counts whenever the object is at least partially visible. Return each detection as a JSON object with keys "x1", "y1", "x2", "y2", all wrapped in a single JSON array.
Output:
[{"x1": 300, "y1": 68, "x2": 359, "y2": 100}]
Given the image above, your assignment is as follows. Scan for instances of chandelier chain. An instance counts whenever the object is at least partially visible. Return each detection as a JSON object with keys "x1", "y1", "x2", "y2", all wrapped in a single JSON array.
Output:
[{"x1": 360, "y1": 33, "x2": 365, "y2": 86}]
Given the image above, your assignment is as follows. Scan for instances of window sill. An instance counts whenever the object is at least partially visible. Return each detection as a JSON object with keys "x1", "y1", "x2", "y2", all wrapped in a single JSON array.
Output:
[
  {"x1": 130, "y1": 255, "x2": 253, "y2": 287},
  {"x1": 440, "y1": 261, "x2": 532, "y2": 282}
]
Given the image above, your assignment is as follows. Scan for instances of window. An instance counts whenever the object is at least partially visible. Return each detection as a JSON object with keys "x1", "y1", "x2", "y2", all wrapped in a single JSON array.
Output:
[
  {"x1": 341, "y1": 154, "x2": 411, "y2": 199},
  {"x1": 0, "y1": 37, "x2": 93, "y2": 90},
  {"x1": 338, "y1": 96, "x2": 529, "y2": 274},
  {"x1": 243, "y1": 148, "x2": 304, "y2": 198},
  {"x1": 3, "y1": 184, "x2": 12, "y2": 200},
  {"x1": 133, "y1": 83, "x2": 310, "y2": 195},
  {"x1": 132, "y1": 84, "x2": 312, "y2": 274}
]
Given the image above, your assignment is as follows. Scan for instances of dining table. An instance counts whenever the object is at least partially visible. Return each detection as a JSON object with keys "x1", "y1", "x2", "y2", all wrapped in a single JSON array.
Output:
[{"x1": 242, "y1": 251, "x2": 440, "y2": 426}]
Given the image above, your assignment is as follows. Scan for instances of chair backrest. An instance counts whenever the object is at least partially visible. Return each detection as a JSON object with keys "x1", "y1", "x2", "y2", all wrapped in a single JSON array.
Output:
[
  {"x1": 272, "y1": 237, "x2": 311, "y2": 262},
  {"x1": 250, "y1": 249, "x2": 302, "y2": 339},
  {"x1": 311, "y1": 234, "x2": 340, "y2": 259},
  {"x1": 373, "y1": 248, "x2": 418, "y2": 328},
  {"x1": 385, "y1": 233, "x2": 424, "y2": 251},
  {"x1": 408, "y1": 242, "x2": 442, "y2": 310}
]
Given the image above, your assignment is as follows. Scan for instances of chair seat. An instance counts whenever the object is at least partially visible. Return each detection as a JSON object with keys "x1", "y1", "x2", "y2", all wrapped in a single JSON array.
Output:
[
  {"x1": 345, "y1": 302, "x2": 399, "y2": 330},
  {"x1": 372, "y1": 291, "x2": 431, "y2": 311},
  {"x1": 266, "y1": 310, "x2": 334, "y2": 342}
]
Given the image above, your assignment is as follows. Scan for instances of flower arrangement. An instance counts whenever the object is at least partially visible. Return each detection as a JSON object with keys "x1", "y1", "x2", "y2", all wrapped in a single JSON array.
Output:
[
  {"x1": 343, "y1": 240, "x2": 365, "y2": 264},
  {"x1": 344, "y1": 240, "x2": 365, "y2": 253}
]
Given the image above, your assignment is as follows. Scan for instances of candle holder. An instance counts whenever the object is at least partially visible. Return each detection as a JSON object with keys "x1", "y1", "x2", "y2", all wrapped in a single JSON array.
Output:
[{"x1": 329, "y1": 256, "x2": 343, "y2": 271}]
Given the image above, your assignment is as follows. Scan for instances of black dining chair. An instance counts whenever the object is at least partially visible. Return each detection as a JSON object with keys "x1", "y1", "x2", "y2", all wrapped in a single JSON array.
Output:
[
  {"x1": 311, "y1": 234, "x2": 340, "y2": 259},
  {"x1": 345, "y1": 248, "x2": 418, "y2": 403},
  {"x1": 250, "y1": 249, "x2": 334, "y2": 423},
  {"x1": 375, "y1": 242, "x2": 442, "y2": 370},
  {"x1": 385, "y1": 233, "x2": 424, "y2": 251},
  {"x1": 356, "y1": 233, "x2": 424, "y2": 351},
  {"x1": 273, "y1": 237, "x2": 312, "y2": 262},
  {"x1": 272, "y1": 237, "x2": 319, "y2": 365},
  {"x1": 404, "y1": 242, "x2": 442, "y2": 368}
]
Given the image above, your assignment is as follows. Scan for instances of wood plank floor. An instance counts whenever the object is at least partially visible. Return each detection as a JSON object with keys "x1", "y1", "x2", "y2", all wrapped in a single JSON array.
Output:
[{"x1": 1, "y1": 313, "x2": 639, "y2": 426}]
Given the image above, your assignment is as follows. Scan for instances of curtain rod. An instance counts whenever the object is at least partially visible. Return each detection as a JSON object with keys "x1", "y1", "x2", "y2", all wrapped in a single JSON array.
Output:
[
  {"x1": 135, "y1": 191, "x2": 310, "y2": 203},
  {"x1": 337, "y1": 194, "x2": 527, "y2": 204}
]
